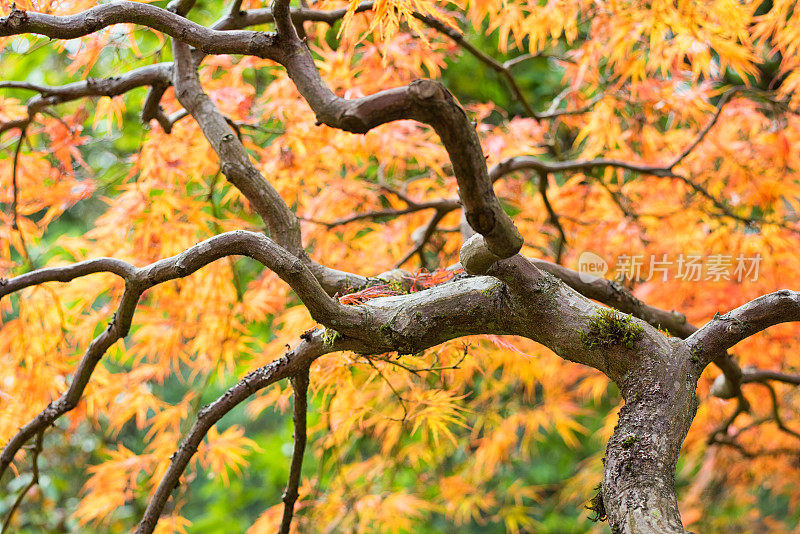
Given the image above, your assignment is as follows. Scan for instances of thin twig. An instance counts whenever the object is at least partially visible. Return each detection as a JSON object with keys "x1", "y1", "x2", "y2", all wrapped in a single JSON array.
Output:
[
  {"x1": 1, "y1": 430, "x2": 43, "y2": 534},
  {"x1": 10, "y1": 125, "x2": 33, "y2": 267},
  {"x1": 280, "y1": 367, "x2": 310, "y2": 534},
  {"x1": 537, "y1": 171, "x2": 567, "y2": 263},
  {"x1": 395, "y1": 209, "x2": 450, "y2": 268},
  {"x1": 302, "y1": 199, "x2": 459, "y2": 228},
  {"x1": 365, "y1": 358, "x2": 408, "y2": 422},
  {"x1": 410, "y1": 11, "x2": 599, "y2": 121},
  {"x1": 762, "y1": 382, "x2": 800, "y2": 440}
]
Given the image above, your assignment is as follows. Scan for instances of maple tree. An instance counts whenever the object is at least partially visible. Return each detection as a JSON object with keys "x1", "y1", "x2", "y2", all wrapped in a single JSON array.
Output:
[{"x1": 2, "y1": 0, "x2": 800, "y2": 532}]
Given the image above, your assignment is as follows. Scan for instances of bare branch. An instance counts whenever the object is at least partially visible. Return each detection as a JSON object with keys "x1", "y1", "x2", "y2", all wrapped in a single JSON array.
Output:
[
  {"x1": 0, "y1": 63, "x2": 172, "y2": 134},
  {"x1": 270, "y1": 12, "x2": 522, "y2": 262},
  {"x1": 395, "y1": 208, "x2": 449, "y2": 268},
  {"x1": 408, "y1": 11, "x2": 599, "y2": 121},
  {"x1": 0, "y1": 230, "x2": 362, "y2": 483},
  {"x1": 489, "y1": 154, "x2": 679, "y2": 180},
  {"x1": 172, "y1": 39, "x2": 302, "y2": 254},
  {"x1": 536, "y1": 171, "x2": 567, "y2": 263},
  {"x1": 302, "y1": 199, "x2": 459, "y2": 228},
  {"x1": 166, "y1": 0, "x2": 197, "y2": 17},
  {"x1": 742, "y1": 369, "x2": 800, "y2": 386},
  {"x1": 212, "y1": 1, "x2": 375, "y2": 31},
  {"x1": 1, "y1": 430, "x2": 42, "y2": 534},
  {"x1": 488, "y1": 87, "x2": 744, "y2": 181},
  {"x1": 0, "y1": 283, "x2": 142, "y2": 481},
  {"x1": 0, "y1": 258, "x2": 136, "y2": 297},
  {"x1": 762, "y1": 381, "x2": 800, "y2": 440},
  {"x1": 668, "y1": 88, "x2": 742, "y2": 168},
  {"x1": 488, "y1": 154, "x2": 799, "y2": 234},
  {"x1": 136, "y1": 330, "x2": 350, "y2": 534},
  {"x1": 688, "y1": 290, "x2": 800, "y2": 360},
  {"x1": 280, "y1": 367, "x2": 310, "y2": 534},
  {"x1": 9, "y1": 125, "x2": 32, "y2": 266},
  {"x1": 538, "y1": 92, "x2": 604, "y2": 120},
  {"x1": 141, "y1": 82, "x2": 173, "y2": 132},
  {"x1": 707, "y1": 394, "x2": 750, "y2": 445},
  {"x1": 0, "y1": 3, "x2": 283, "y2": 59}
]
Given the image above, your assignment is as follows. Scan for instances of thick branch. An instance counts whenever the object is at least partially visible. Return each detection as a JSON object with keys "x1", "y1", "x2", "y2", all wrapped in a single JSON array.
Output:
[
  {"x1": 527, "y1": 259, "x2": 694, "y2": 337},
  {"x1": 742, "y1": 369, "x2": 800, "y2": 386},
  {"x1": 0, "y1": 258, "x2": 136, "y2": 296},
  {"x1": 213, "y1": 1, "x2": 374, "y2": 32},
  {"x1": 0, "y1": 63, "x2": 172, "y2": 134},
  {"x1": 688, "y1": 290, "x2": 800, "y2": 360},
  {"x1": 0, "y1": 3, "x2": 283, "y2": 59},
  {"x1": 269, "y1": 9, "x2": 522, "y2": 260},
  {"x1": 172, "y1": 40, "x2": 302, "y2": 255}
]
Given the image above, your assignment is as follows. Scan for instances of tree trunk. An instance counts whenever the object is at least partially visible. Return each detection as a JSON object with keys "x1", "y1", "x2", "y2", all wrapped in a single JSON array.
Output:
[{"x1": 602, "y1": 340, "x2": 699, "y2": 534}]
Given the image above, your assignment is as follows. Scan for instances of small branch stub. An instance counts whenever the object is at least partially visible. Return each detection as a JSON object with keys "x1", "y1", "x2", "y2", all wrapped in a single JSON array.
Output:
[{"x1": 459, "y1": 234, "x2": 502, "y2": 275}]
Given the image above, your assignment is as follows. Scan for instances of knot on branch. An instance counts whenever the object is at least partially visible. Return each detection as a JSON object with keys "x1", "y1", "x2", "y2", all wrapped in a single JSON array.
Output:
[
  {"x1": 710, "y1": 373, "x2": 737, "y2": 399},
  {"x1": 2, "y1": 6, "x2": 28, "y2": 29},
  {"x1": 82, "y1": 14, "x2": 104, "y2": 33},
  {"x1": 671, "y1": 310, "x2": 687, "y2": 324},
  {"x1": 249, "y1": 31, "x2": 279, "y2": 58},
  {"x1": 179, "y1": 26, "x2": 193, "y2": 41},
  {"x1": 460, "y1": 234, "x2": 501, "y2": 275},
  {"x1": 713, "y1": 312, "x2": 753, "y2": 336},
  {"x1": 338, "y1": 111, "x2": 370, "y2": 134},
  {"x1": 465, "y1": 208, "x2": 495, "y2": 236},
  {"x1": 408, "y1": 79, "x2": 444, "y2": 101}
]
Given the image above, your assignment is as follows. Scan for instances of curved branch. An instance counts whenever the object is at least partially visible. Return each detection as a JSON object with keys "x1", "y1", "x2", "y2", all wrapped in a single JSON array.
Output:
[
  {"x1": 135, "y1": 330, "x2": 343, "y2": 534},
  {"x1": 0, "y1": 231, "x2": 360, "y2": 482},
  {"x1": 536, "y1": 171, "x2": 567, "y2": 263},
  {"x1": 488, "y1": 87, "x2": 743, "y2": 181},
  {"x1": 0, "y1": 258, "x2": 136, "y2": 297},
  {"x1": 513, "y1": 258, "x2": 763, "y2": 405},
  {"x1": 1, "y1": 430, "x2": 43, "y2": 533},
  {"x1": 489, "y1": 154, "x2": 679, "y2": 180},
  {"x1": 141, "y1": 82, "x2": 173, "y2": 132},
  {"x1": 742, "y1": 369, "x2": 800, "y2": 386},
  {"x1": 214, "y1": 1, "x2": 374, "y2": 32},
  {"x1": 0, "y1": 63, "x2": 172, "y2": 135},
  {"x1": 172, "y1": 39, "x2": 302, "y2": 255},
  {"x1": 0, "y1": 283, "x2": 143, "y2": 481},
  {"x1": 688, "y1": 290, "x2": 800, "y2": 360},
  {"x1": 302, "y1": 199, "x2": 459, "y2": 228},
  {"x1": 0, "y1": 63, "x2": 171, "y2": 100},
  {"x1": 0, "y1": 3, "x2": 283, "y2": 59},
  {"x1": 527, "y1": 258, "x2": 694, "y2": 337},
  {"x1": 166, "y1": 0, "x2": 197, "y2": 17},
  {"x1": 270, "y1": 33, "x2": 521, "y2": 265},
  {"x1": 395, "y1": 207, "x2": 450, "y2": 268}
]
